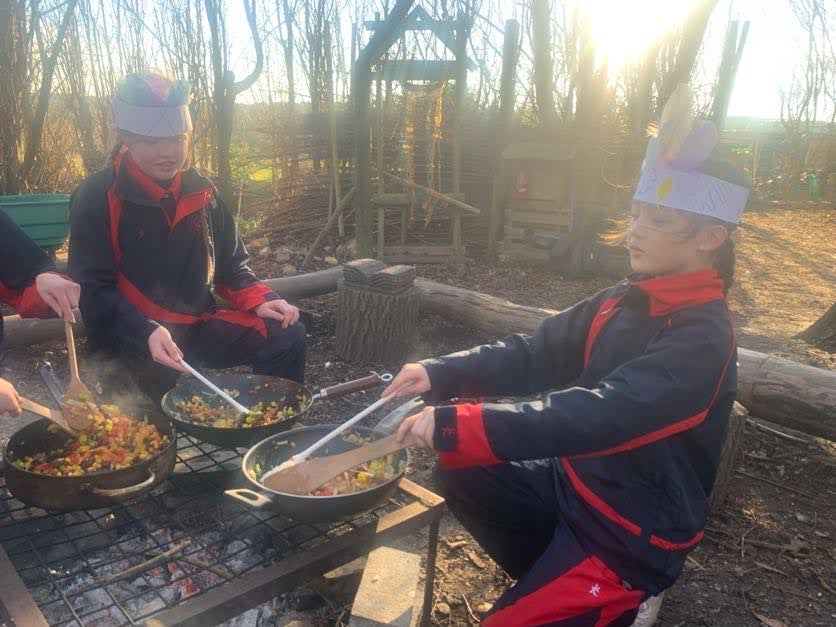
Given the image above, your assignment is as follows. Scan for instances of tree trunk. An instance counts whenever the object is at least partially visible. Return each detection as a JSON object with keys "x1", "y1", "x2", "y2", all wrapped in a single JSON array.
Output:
[
  {"x1": 19, "y1": 0, "x2": 79, "y2": 184},
  {"x1": 413, "y1": 278, "x2": 836, "y2": 441},
  {"x1": 530, "y1": 0, "x2": 557, "y2": 129},
  {"x1": 336, "y1": 284, "x2": 419, "y2": 364},
  {"x1": 796, "y1": 302, "x2": 836, "y2": 351},
  {"x1": 708, "y1": 401, "x2": 747, "y2": 512},
  {"x1": 658, "y1": 0, "x2": 719, "y2": 107}
]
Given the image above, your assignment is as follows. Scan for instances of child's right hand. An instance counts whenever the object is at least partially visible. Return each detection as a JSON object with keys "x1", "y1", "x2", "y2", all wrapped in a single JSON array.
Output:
[
  {"x1": 148, "y1": 326, "x2": 188, "y2": 373},
  {"x1": 382, "y1": 363, "x2": 431, "y2": 398},
  {"x1": 0, "y1": 378, "x2": 22, "y2": 417}
]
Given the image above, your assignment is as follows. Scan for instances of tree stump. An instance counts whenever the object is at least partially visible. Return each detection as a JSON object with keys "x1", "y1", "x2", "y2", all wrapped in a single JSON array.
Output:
[
  {"x1": 709, "y1": 401, "x2": 747, "y2": 513},
  {"x1": 336, "y1": 282, "x2": 418, "y2": 363}
]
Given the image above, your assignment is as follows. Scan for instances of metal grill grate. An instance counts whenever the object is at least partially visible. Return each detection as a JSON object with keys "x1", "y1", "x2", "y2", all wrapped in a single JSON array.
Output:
[{"x1": 0, "y1": 434, "x2": 418, "y2": 626}]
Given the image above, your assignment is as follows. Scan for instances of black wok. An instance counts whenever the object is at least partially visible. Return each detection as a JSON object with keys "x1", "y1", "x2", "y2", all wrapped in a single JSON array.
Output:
[
  {"x1": 225, "y1": 425, "x2": 410, "y2": 523},
  {"x1": 161, "y1": 372, "x2": 391, "y2": 449},
  {"x1": 3, "y1": 405, "x2": 177, "y2": 511}
]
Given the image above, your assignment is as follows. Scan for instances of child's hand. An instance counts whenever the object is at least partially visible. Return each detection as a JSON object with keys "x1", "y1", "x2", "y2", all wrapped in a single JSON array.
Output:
[
  {"x1": 0, "y1": 378, "x2": 21, "y2": 417},
  {"x1": 35, "y1": 272, "x2": 81, "y2": 323},
  {"x1": 148, "y1": 326, "x2": 187, "y2": 372},
  {"x1": 396, "y1": 406, "x2": 435, "y2": 449},
  {"x1": 254, "y1": 299, "x2": 299, "y2": 329},
  {"x1": 382, "y1": 363, "x2": 430, "y2": 398}
]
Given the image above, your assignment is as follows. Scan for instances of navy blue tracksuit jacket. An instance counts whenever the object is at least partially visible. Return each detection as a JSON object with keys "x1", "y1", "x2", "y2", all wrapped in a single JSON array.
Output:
[
  {"x1": 0, "y1": 210, "x2": 55, "y2": 350},
  {"x1": 421, "y1": 269, "x2": 737, "y2": 624},
  {"x1": 68, "y1": 152, "x2": 306, "y2": 398}
]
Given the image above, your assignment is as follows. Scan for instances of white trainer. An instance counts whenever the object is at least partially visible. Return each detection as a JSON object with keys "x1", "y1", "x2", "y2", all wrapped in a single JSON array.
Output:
[{"x1": 630, "y1": 591, "x2": 665, "y2": 627}]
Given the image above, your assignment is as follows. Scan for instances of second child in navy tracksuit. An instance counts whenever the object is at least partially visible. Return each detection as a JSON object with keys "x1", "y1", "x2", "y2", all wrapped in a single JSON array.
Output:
[
  {"x1": 383, "y1": 87, "x2": 750, "y2": 626},
  {"x1": 68, "y1": 73, "x2": 306, "y2": 400}
]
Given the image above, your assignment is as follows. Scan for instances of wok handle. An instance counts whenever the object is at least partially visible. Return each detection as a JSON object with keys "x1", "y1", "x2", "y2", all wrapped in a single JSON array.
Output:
[
  {"x1": 90, "y1": 471, "x2": 156, "y2": 498},
  {"x1": 225, "y1": 488, "x2": 272, "y2": 509},
  {"x1": 316, "y1": 372, "x2": 393, "y2": 400}
]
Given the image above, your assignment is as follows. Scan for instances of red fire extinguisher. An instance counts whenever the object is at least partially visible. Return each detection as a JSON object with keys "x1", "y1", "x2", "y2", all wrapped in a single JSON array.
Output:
[{"x1": 514, "y1": 168, "x2": 529, "y2": 199}]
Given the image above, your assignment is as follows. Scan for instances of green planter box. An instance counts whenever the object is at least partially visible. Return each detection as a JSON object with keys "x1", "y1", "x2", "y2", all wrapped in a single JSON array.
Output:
[{"x1": 0, "y1": 194, "x2": 71, "y2": 252}]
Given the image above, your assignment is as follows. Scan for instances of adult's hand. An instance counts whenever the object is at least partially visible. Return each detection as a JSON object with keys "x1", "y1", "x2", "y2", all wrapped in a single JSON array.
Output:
[
  {"x1": 254, "y1": 299, "x2": 299, "y2": 329},
  {"x1": 395, "y1": 406, "x2": 436, "y2": 449},
  {"x1": 0, "y1": 378, "x2": 21, "y2": 417},
  {"x1": 35, "y1": 272, "x2": 81, "y2": 323},
  {"x1": 382, "y1": 363, "x2": 431, "y2": 398},
  {"x1": 148, "y1": 326, "x2": 187, "y2": 373}
]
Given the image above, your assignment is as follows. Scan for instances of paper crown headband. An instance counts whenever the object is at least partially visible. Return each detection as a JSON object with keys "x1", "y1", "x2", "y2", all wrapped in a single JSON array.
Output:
[
  {"x1": 112, "y1": 73, "x2": 193, "y2": 138},
  {"x1": 633, "y1": 84, "x2": 748, "y2": 225}
]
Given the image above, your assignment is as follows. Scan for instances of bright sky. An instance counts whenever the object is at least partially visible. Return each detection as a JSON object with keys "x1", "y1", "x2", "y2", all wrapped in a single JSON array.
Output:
[
  {"x1": 224, "y1": 0, "x2": 823, "y2": 121},
  {"x1": 502, "y1": 0, "x2": 807, "y2": 120}
]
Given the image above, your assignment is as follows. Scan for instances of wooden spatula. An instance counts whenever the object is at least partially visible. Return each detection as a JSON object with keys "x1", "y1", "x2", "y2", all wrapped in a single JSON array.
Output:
[
  {"x1": 262, "y1": 434, "x2": 407, "y2": 495},
  {"x1": 62, "y1": 321, "x2": 93, "y2": 431},
  {"x1": 18, "y1": 397, "x2": 77, "y2": 436}
]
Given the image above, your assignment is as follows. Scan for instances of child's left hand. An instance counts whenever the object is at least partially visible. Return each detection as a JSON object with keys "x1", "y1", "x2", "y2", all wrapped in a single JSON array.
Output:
[
  {"x1": 396, "y1": 406, "x2": 436, "y2": 449},
  {"x1": 254, "y1": 299, "x2": 299, "y2": 328}
]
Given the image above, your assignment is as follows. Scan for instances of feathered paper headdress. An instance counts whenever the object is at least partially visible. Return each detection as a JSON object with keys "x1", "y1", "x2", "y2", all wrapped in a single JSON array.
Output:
[
  {"x1": 634, "y1": 84, "x2": 748, "y2": 224},
  {"x1": 112, "y1": 73, "x2": 193, "y2": 138}
]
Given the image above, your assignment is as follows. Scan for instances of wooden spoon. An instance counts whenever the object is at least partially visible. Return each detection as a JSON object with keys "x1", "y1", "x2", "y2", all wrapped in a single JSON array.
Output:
[
  {"x1": 261, "y1": 434, "x2": 407, "y2": 495},
  {"x1": 62, "y1": 321, "x2": 93, "y2": 431},
  {"x1": 18, "y1": 397, "x2": 77, "y2": 436}
]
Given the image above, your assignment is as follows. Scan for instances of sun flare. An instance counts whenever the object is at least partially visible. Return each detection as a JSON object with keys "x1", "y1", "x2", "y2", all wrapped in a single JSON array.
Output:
[{"x1": 581, "y1": 0, "x2": 696, "y2": 70}]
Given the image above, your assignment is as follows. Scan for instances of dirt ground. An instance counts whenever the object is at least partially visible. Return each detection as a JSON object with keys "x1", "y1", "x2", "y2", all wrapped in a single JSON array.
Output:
[{"x1": 0, "y1": 202, "x2": 833, "y2": 626}]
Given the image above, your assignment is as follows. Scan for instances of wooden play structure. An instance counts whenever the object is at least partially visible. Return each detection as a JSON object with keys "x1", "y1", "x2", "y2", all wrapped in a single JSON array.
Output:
[{"x1": 351, "y1": 0, "x2": 479, "y2": 263}]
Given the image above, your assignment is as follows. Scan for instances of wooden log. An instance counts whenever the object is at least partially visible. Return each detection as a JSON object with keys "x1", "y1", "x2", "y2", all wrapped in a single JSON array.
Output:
[
  {"x1": 336, "y1": 283, "x2": 419, "y2": 363},
  {"x1": 708, "y1": 401, "x2": 747, "y2": 512},
  {"x1": 414, "y1": 278, "x2": 836, "y2": 441},
  {"x1": 1, "y1": 264, "x2": 375, "y2": 350}
]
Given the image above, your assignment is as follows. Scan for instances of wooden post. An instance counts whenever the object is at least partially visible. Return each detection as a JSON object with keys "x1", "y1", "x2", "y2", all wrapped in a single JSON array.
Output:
[
  {"x1": 325, "y1": 20, "x2": 344, "y2": 237},
  {"x1": 352, "y1": 61, "x2": 373, "y2": 258},
  {"x1": 451, "y1": 13, "x2": 470, "y2": 265},
  {"x1": 352, "y1": 0, "x2": 415, "y2": 258},
  {"x1": 488, "y1": 19, "x2": 519, "y2": 255},
  {"x1": 376, "y1": 52, "x2": 385, "y2": 258}
]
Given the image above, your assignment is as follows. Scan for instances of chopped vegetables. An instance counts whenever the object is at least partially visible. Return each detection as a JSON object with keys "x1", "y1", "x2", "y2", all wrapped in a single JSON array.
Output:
[
  {"x1": 308, "y1": 454, "x2": 404, "y2": 496},
  {"x1": 176, "y1": 392, "x2": 298, "y2": 429},
  {"x1": 12, "y1": 401, "x2": 169, "y2": 476}
]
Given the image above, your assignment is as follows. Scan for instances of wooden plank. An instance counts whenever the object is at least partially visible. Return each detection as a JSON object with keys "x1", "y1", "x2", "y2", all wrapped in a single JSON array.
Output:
[
  {"x1": 506, "y1": 198, "x2": 569, "y2": 212},
  {"x1": 371, "y1": 60, "x2": 456, "y2": 82},
  {"x1": 502, "y1": 142, "x2": 576, "y2": 162},
  {"x1": 505, "y1": 210, "x2": 570, "y2": 228},
  {"x1": 143, "y1": 497, "x2": 442, "y2": 627},
  {"x1": 383, "y1": 245, "x2": 455, "y2": 256},
  {"x1": 0, "y1": 544, "x2": 49, "y2": 627},
  {"x1": 373, "y1": 192, "x2": 466, "y2": 207}
]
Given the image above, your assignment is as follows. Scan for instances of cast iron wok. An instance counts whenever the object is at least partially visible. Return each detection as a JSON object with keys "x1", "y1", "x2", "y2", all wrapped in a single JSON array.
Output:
[
  {"x1": 3, "y1": 404, "x2": 176, "y2": 511},
  {"x1": 161, "y1": 372, "x2": 391, "y2": 449},
  {"x1": 225, "y1": 425, "x2": 409, "y2": 523}
]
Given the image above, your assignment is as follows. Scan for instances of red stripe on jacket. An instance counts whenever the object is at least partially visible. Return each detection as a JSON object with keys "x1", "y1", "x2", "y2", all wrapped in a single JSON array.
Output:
[
  {"x1": 583, "y1": 296, "x2": 623, "y2": 367},
  {"x1": 482, "y1": 555, "x2": 644, "y2": 626},
  {"x1": 116, "y1": 274, "x2": 268, "y2": 337},
  {"x1": 215, "y1": 283, "x2": 273, "y2": 312},
  {"x1": 438, "y1": 403, "x2": 501, "y2": 470},
  {"x1": 0, "y1": 281, "x2": 52, "y2": 318},
  {"x1": 573, "y1": 313, "x2": 736, "y2": 459}
]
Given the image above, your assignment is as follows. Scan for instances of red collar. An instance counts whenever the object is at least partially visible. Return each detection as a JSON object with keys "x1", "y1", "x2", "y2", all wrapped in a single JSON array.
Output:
[
  {"x1": 118, "y1": 151, "x2": 182, "y2": 202},
  {"x1": 630, "y1": 268, "x2": 725, "y2": 316}
]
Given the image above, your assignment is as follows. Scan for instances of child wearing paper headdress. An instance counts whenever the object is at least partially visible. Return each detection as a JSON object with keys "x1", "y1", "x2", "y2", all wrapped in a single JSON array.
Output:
[
  {"x1": 68, "y1": 73, "x2": 306, "y2": 400},
  {"x1": 382, "y1": 84, "x2": 748, "y2": 626}
]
